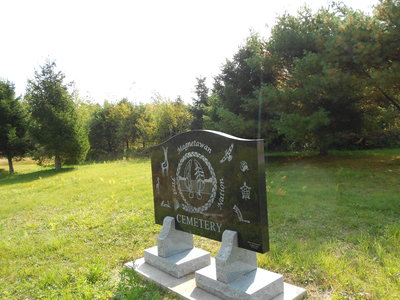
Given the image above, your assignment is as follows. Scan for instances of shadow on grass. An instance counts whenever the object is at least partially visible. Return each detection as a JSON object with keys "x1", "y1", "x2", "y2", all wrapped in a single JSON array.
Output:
[{"x1": 0, "y1": 167, "x2": 75, "y2": 187}]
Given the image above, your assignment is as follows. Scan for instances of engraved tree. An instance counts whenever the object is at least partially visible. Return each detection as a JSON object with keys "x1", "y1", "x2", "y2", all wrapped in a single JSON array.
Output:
[{"x1": 193, "y1": 159, "x2": 205, "y2": 199}]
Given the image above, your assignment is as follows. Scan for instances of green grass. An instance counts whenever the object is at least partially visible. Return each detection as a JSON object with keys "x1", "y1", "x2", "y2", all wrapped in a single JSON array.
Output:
[{"x1": 0, "y1": 150, "x2": 399, "y2": 299}]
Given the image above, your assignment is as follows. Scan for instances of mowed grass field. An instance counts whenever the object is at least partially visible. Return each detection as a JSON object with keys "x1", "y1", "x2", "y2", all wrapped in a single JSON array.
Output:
[{"x1": 0, "y1": 149, "x2": 399, "y2": 299}]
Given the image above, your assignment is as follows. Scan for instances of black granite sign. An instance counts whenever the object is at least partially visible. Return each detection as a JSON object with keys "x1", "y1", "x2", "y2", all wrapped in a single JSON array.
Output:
[{"x1": 151, "y1": 130, "x2": 269, "y2": 253}]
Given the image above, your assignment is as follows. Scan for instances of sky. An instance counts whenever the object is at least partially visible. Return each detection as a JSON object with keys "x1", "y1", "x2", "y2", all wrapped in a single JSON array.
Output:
[{"x1": 1, "y1": 0, "x2": 378, "y2": 104}]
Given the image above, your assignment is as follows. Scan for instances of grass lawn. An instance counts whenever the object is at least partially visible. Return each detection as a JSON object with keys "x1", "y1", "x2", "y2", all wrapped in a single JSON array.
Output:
[{"x1": 0, "y1": 149, "x2": 399, "y2": 299}]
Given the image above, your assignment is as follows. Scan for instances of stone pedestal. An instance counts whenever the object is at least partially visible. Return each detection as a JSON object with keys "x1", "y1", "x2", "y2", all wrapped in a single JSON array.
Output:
[
  {"x1": 215, "y1": 230, "x2": 258, "y2": 284},
  {"x1": 195, "y1": 230, "x2": 305, "y2": 300},
  {"x1": 127, "y1": 258, "x2": 306, "y2": 300},
  {"x1": 127, "y1": 224, "x2": 305, "y2": 299},
  {"x1": 143, "y1": 216, "x2": 211, "y2": 278}
]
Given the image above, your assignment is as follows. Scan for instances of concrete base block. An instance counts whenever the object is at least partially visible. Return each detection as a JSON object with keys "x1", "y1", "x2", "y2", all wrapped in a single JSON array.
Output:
[
  {"x1": 215, "y1": 230, "x2": 257, "y2": 284},
  {"x1": 144, "y1": 246, "x2": 211, "y2": 278},
  {"x1": 157, "y1": 216, "x2": 194, "y2": 257},
  {"x1": 126, "y1": 258, "x2": 306, "y2": 300},
  {"x1": 196, "y1": 259, "x2": 283, "y2": 299}
]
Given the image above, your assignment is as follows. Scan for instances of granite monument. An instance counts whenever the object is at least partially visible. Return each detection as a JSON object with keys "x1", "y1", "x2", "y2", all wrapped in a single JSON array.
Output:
[{"x1": 151, "y1": 130, "x2": 269, "y2": 253}]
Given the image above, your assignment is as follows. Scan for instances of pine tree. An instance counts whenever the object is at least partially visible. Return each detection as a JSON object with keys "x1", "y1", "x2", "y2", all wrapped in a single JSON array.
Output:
[
  {"x1": 190, "y1": 77, "x2": 209, "y2": 130},
  {"x1": 26, "y1": 61, "x2": 89, "y2": 169},
  {"x1": 0, "y1": 80, "x2": 30, "y2": 173}
]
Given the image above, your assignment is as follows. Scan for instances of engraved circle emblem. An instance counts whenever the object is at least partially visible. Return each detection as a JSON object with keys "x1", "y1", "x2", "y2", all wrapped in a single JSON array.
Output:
[{"x1": 176, "y1": 151, "x2": 217, "y2": 213}]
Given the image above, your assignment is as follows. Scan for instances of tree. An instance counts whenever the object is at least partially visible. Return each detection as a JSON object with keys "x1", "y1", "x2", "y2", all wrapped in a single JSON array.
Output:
[
  {"x1": 268, "y1": 6, "x2": 366, "y2": 153},
  {"x1": 205, "y1": 34, "x2": 279, "y2": 141},
  {"x1": 136, "y1": 104, "x2": 156, "y2": 148},
  {"x1": 323, "y1": 0, "x2": 400, "y2": 112},
  {"x1": 190, "y1": 77, "x2": 209, "y2": 129},
  {"x1": 272, "y1": 57, "x2": 364, "y2": 154},
  {"x1": 87, "y1": 100, "x2": 143, "y2": 160},
  {"x1": 26, "y1": 61, "x2": 89, "y2": 169},
  {"x1": 0, "y1": 80, "x2": 30, "y2": 173},
  {"x1": 72, "y1": 91, "x2": 100, "y2": 131},
  {"x1": 111, "y1": 99, "x2": 141, "y2": 155},
  {"x1": 204, "y1": 3, "x2": 399, "y2": 152},
  {"x1": 88, "y1": 102, "x2": 119, "y2": 159},
  {"x1": 152, "y1": 96, "x2": 193, "y2": 142}
]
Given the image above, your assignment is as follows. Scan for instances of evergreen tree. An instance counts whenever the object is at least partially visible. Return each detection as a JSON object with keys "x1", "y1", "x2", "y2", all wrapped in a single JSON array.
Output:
[
  {"x1": 190, "y1": 77, "x2": 209, "y2": 130},
  {"x1": 324, "y1": 0, "x2": 400, "y2": 112},
  {"x1": 0, "y1": 80, "x2": 30, "y2": 173},
  {"x1": 26, "y1": 61, "x2": 89, "y2": 169},
  {"x1": 268, "y1": 7, "x2": 365, "y2": 153},
  {"x1": 206, "y1": 34, "x2": 279, "y2": 140}
]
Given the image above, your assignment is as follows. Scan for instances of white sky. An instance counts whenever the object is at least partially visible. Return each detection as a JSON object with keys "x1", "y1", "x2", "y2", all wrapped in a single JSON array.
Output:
[{"x1": 1, "y1": 0, "x2": 377, "y2": 104}]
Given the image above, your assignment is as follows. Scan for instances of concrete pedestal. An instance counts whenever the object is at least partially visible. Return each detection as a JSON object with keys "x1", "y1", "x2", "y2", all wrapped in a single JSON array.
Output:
[
  {"x1": 194, "y1": 230, "x2": 306, "y2": 300},
  {"x1": 142, "y1": 216, "x2": 211, "y2": 278},
  {"x1": 128, "y1": 223, "x2": 305, "y2": 300},
  {"x1": 196, "y1": 260, "x2": 284, "y2": 299},
  {"x1": 144, "y1": 246, "x2": 210, "y2": 278},
  {"x1": 126, "y1": 258, "x2": 306, "y2": 300}
]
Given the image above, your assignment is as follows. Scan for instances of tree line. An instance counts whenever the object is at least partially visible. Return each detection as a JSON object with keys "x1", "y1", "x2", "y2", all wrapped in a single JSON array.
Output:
[
  {"x1": 1, "y1": 0, "x2": 399, "y2": 173},
  {"x1": 0, "y1": 62, "x2": 194, "y2": 173}
]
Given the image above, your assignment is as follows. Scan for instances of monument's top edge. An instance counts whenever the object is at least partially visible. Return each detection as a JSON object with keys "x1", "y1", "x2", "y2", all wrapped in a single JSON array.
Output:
[{"x1": 153, "y1": 130, "x2": 264, "y2": 148}]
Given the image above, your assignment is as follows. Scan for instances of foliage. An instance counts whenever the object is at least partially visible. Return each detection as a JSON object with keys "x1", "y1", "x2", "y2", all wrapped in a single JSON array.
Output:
[
  {"x1": 206, "y1": 34, "x2": 279, "y2": 140},
  {"x1": 190, "y1": 77, "x2": 209, "y2": 130},
  {"x1": 136, "y1": 104, "x2": 157, "y2": 149},
  {"x1": 25, "y1": 61, "x2": 89, "y2": 168},
  {"x1": 272, "y1": 109, "x2": 330, "y2": 147},
  {"x1": 87, "y1": 96, "x2": 192, "y2": 159},
  {"x1": 323, "y1": 0, "x2": 400, "y2": 112},
  {"x1": 88, "y1": 103, "x2": 120, "y2": 159},
  {"x1": 0, "y1": 80, "x2": 30, "y2": 173},
  {"x1": 203, "y1": 2, "x2": 400, "y2": 153},
  {"x1": 151, "y1": 96, "x2": 193, "y2": 142},
  {"x1": 111, "y1": 99, "x2": 141, "y2": 152},
  {"x1": 88, "y1": 100, "x2": 143, "y2": 160},
  {"x1": 72, "y1": 93, "x2": 100, "y2": 131}
]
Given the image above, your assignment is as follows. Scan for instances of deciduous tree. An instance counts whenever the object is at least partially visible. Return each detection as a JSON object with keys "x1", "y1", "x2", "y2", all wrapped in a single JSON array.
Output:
[{"x1": 152, "y1": 96, "x2": 192, "y2": 142}]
